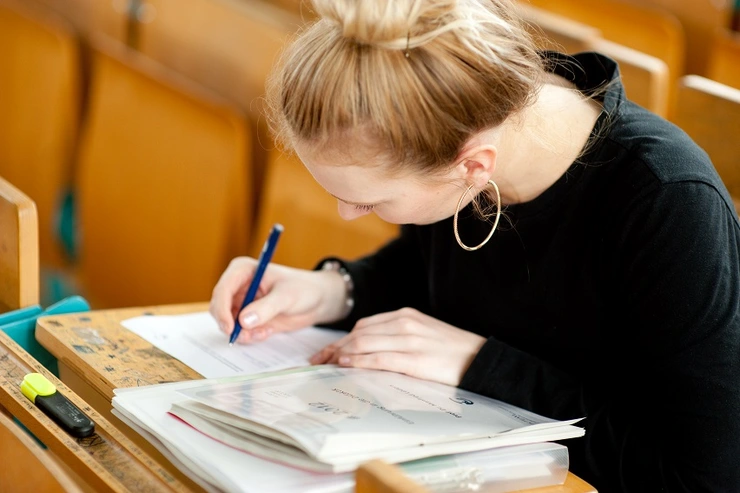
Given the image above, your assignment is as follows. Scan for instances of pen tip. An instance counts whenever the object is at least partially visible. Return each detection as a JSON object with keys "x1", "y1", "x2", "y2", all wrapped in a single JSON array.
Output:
[{"x1": 228, "y1": 342, "x2": 234, "y2": 347}]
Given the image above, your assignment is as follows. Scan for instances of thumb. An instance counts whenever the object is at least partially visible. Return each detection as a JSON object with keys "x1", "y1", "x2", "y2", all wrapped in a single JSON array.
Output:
[{"x1": 236, "y1": 290, "x2": 290, "y2": 333}]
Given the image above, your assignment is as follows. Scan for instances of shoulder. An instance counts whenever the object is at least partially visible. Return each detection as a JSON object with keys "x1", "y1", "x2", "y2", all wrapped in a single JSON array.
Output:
[{"x1": 591, "y1": 102, "x2": 737, "y2": 223}]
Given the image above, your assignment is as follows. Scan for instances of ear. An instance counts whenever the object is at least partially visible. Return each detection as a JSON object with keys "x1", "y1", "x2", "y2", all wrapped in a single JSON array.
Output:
[{"x1": 454, "y1": 145, "x2": 498, "y2": 188}]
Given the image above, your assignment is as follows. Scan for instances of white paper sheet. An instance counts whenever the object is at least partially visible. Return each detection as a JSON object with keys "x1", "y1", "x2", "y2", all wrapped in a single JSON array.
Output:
[
  {"x1": 112, "y1": 378, "x2": 357, "y2": 493},
  {"x1": 112, "y1": 377, "x2": 570, "y2": 493},
  {"x1": 121, "y1": 312, "x2": 344, "y2": 378}
]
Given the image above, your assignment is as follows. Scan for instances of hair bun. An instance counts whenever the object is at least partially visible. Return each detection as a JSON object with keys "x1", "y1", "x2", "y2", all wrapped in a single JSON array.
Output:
[{"x1": 312, "y1": 0, "x2": 457, "y2": 47}]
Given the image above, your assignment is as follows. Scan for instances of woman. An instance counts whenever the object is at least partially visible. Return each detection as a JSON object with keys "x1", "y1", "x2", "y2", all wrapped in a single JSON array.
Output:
[{"x1": 209, "y1": 0, "x2": 740, "y2": 490}]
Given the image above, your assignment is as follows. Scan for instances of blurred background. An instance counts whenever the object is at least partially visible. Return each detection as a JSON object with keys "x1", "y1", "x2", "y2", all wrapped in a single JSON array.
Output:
[{"x1": 1, "y1": 0, "x2": 738, "y2": 310}]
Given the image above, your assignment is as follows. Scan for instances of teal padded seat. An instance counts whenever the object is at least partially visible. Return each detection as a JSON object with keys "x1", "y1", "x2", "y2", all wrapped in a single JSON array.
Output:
[{"x1": 1, "y1": 296, "x2": 90, "y2": 376}]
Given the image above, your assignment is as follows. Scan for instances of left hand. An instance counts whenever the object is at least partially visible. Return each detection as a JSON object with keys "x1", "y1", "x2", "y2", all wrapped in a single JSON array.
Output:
[{"x1": 309, "y1": 308, "x2": 486, "y2": 386}]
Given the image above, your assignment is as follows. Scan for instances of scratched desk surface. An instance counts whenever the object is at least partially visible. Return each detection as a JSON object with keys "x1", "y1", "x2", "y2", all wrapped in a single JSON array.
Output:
[
  {"x1": 36, "y1": 302, "x2": 597, "y2": 493},
  {"x1": 37, "y1": 302, "x2": 207, "y2": 402},
  {"x1": 0, "y1": 330, "x2": 190, "y2": 492}
]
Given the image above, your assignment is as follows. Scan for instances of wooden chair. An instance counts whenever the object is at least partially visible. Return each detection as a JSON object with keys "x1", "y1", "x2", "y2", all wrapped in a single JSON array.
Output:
[
  {"x1": 29, "y1": 0, "x2": 131, "y2": 43},
  {"x1": 516, "y1": 3, "x2": 671, "y2": 117},
  {"x1": 707, "y1": 28, "x2": 740, "y2": 90},
  {"x1": 517, "y1": 2, "x2": 600, "y2": 54},
  {"x1": 355, "y1": 460, "x2": 430, "y2": 493},
  {"x1": 262, "y1": 0, "x2": 317, "y2": 20},
  {"x1": 0, "y1": 409, "x2": 82, "y2": 492},
  {"x1": 354, "y1": 459, "x2": 599, "y2": 493},
  {"x1": 0, "y1": 176, "x2": 39, "y2": 313},
  {"x1": 0, "y1": 330, "x2": 193, "y2": 491},
  {"x1": 75, "y1": 36, "x2": 253, "y2": 308},
  {"x1": 525, "y1": 0, "x2": 685, "y2": 115},
  {"x1": 590, "y1": 39, "x2": 671, "y2": 117},
  {"x1": 0, "y1": 0, "x2": 81, "y2": 274},
  {"x1": 673, "y1": 75, "x2": 740, "y2": 212},
  {"x1": 251, "y1": 149, "x2": 399, "y2": 269},
  {"x1": 135, "y1": 0, "x2": 306, "y2": 216},
  {"x1": 622, "y1": 0, "x2": 734, "y2": 75}
]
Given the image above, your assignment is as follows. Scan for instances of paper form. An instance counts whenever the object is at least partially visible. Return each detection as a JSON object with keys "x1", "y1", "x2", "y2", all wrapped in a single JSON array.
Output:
[
  {"x1": 112, "y1": 377, "x2": 569, "y2": 493},
  {"x1": 121, "y1": 312, "x2": 344, "y2": 378},
  {"x1": 112, "y1": 379, "x2": 356, "y2": 493}
]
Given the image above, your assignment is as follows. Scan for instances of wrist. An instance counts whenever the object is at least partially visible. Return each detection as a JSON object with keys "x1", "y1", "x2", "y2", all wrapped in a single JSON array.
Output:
[{"x1": 315, "y1": 260, "x2": 354, "y2": 324}]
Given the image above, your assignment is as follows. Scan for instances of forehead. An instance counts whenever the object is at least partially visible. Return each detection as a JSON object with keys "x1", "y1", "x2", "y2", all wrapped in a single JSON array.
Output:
[
  {"x1": 294, "y1": 143, "x2": 395, "y2": 192},
  {"x1": 292, "y1": 135, "x2": 453, "y2": 185}
]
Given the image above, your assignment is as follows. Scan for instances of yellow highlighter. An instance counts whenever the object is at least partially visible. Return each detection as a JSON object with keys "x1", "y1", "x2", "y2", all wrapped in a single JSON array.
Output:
[{"x1": 21, "y1": 373, "x2": 95, "y2": 438}]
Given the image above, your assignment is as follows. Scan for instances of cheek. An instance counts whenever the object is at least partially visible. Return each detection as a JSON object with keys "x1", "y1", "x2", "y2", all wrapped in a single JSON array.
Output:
[{"x1": 376, "y1": 196, "x2": 455, "y2": 225}]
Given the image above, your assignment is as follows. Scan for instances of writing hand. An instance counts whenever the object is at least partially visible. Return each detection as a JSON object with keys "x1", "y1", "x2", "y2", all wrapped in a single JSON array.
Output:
[
  {"x1": 309, "y1": 308, "x2": 486, "y2": 386},
  {"x1": 209, "y1": 257, "x2": 350, "y2": 344}
]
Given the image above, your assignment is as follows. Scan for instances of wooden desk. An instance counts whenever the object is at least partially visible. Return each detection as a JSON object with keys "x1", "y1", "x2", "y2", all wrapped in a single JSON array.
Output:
[
  {"x1": 36, "y1": 302, "x2": 597, "y2": 493},
  {"x1": 0, "y1": 330, "x2": 191, "y2": 492}
]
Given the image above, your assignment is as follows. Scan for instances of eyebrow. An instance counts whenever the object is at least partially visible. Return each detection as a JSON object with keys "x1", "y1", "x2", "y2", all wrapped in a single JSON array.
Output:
[{"x1": 329, "y1": 193, "x2": 378, "y2": 207}]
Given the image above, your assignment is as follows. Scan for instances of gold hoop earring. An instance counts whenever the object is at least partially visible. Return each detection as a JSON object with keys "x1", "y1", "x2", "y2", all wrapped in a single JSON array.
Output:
[{"x1": 453, "y1": 179, "x2": 501, "y2": 252}]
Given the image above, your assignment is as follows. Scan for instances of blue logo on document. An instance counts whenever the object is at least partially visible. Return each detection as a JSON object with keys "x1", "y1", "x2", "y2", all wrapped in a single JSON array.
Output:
[{"x1": 449, "y1": 397, "x2": 474, "y2": 405}]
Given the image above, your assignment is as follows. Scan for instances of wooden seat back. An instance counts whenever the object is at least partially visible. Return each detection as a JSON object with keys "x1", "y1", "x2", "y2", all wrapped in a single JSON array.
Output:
[
  {"x1": 516, "y1": 3, "x2": 671, "y2": 117},
  {"x1": 517, "y1": 2, "x2": 600, "y2": 55},
  {"x1": 0, "y1": 176, "x2": 39, "y2": 313},
  {"x1": 673, "y1": 75, "x2": 740, "y2": 212},
  {"x1": 0, "y1": 0, "x2": 81, "y2": 271},
  {"x1": 623, "y1": 0, "x2": 734, "y2": 75},
  {"x1": 0, "y1": 409, "x2": 82, "y2": 492},
  {"x1": 136, "y1": 0, "x2": 306, "y2": 213},
  {"x1": 591, "y1": 39, "x2": 671, "y2": 117},
  {"x1": 355, "y1": 460, "x2": 430, "y2": 493},
  {"x1": 707, "y1": 29, "x2": 740, "y2": 90},
  {"x1": 526, "y1": 0, "x2": 685, "y2": 114},
  {"x1": 75, "y1": 36, "x2": 252, "y2": 307}
]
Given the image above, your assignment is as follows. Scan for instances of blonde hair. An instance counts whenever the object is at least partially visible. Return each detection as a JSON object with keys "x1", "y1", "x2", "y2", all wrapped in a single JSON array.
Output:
[{"x1": 266, "y1": 0, "x2": 547, "y2": 174}]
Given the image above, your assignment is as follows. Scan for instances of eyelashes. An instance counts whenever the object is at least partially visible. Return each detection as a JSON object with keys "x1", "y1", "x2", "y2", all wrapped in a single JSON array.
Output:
[{"x1": 354, "y1": 204, "x2": 375, "y2": 212}]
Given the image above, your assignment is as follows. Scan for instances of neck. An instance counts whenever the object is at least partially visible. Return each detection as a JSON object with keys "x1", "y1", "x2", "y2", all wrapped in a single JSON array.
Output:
[{"x1": 490, "y1": 79, "x2": 602, "y2": 204}]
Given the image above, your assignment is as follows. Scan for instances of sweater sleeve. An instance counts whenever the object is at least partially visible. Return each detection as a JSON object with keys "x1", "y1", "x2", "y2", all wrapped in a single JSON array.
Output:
[
  {"x1": 317, "y1": 225, "x2": 431, "y2": 331},
  {"x1": 462, "y1": 181, "x2": 740, "y2": 492}
]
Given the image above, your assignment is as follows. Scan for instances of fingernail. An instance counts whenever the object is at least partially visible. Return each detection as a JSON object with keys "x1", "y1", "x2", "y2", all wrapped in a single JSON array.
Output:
[
  {"x1": 241, "y1": 312, "x2": 259, "y2": 328},
  {"x1": 338, "y1": 356, "x2": 350, "y2": 365}
]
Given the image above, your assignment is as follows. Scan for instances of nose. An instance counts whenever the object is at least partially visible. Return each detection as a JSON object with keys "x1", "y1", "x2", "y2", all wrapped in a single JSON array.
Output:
[{"x1": 337, "y1": 201, "x2": 371, "y2": 220}]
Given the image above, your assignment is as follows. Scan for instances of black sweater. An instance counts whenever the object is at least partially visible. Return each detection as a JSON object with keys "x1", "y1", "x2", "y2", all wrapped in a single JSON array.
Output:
[{"x1": 324, "y1": 52, "x2": 740, "y2": 492}]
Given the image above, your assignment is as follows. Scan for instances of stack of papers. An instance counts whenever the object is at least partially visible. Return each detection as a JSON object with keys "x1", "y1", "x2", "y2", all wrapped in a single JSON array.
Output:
[{"x1": 113, "y1": 312, "x2": 582, "y2": 492}]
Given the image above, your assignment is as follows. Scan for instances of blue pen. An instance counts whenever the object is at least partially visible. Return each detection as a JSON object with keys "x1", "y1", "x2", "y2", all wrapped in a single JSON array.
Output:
[{"x1": 229, "y1": 223, "x2": 284, "y2": 345}]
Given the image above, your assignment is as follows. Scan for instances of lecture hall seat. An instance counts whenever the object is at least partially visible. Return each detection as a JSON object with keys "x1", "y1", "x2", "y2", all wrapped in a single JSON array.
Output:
[
  {"x1": 0, "y1": 410, "x2": 82, "y2": 492},
  {"x1": 623, "y1": 0, "x2": 735, "y2": 75},
  {"x1": 135, "y1": 0, "x2": 306, "y2": 217},
  {"x1": 517, "y1": 2, "x2": 600, "y2": 55},
  {"x1": 0, "y1": 0, "x2": 81, "y2": 275},
  {"x1": 0, "y1": 176, "x2": 39, "y2": 313},
  {"x1": 517, "y1": 3, "x2": 671, "y2": 117},
  {"x1": 75, "y1": 36, "x2": 253, "y2": 308},
  {"x1": 706, "y1": 29, "x2": 740, "y2": 91},
  {"x1": 590, "y1": 39, "x2": 671, "y2": 118},
  {"x1": 355, "y1": 460, "x2": 431, "y2": 493},
  {"x1": 524, "y1": 0, "x2": 685, "y2": 116},
  {"x1": 673, "y1": 75, "x2": 740, "y2": 214}
]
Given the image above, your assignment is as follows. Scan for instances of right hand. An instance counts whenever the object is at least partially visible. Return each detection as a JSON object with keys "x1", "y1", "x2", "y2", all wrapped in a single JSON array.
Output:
[{"x1": 209, "y1": 257, "x2": 348, "y2": 344}]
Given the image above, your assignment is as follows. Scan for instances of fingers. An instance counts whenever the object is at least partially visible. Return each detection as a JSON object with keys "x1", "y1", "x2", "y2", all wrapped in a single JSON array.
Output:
[
  {"x1": 233, "y1": 325, "x2": 273, "y2": 344},
  {"x1": 353, "y1": 307, "x2": 421, "y2": 330},
  {"x1": 210, "y1": 257, "x2": 255, "y2": 336},
  {"x1": 337, "y1": 351, "x2": 422, "y2": 379}
]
